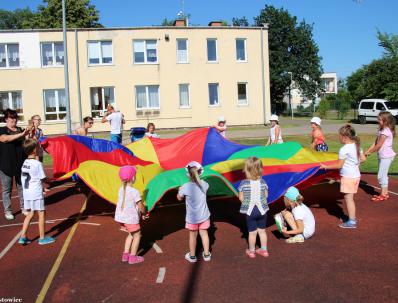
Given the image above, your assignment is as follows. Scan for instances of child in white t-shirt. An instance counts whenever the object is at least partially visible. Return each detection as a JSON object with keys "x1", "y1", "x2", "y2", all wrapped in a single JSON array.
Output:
[
  {"x1": 145, "y1": 122, "x2": 159, "y2": 138},
  {"x1": 266, "y1": 115, "x2": 283, "y2": 145},
  {"x1": 321, "y1": 124, "x2": 366, "y2": 229},
  {"x1": 177, "y1": 161, "x2": 211, "y2": 263},
  {"x1": 115, "y1": 165, "x2": 147, "y2": 265},
  {"x1": 274, "y1": 187, "x2": 315, "y2": 243},
  {"x1": 18, "y1": 139, "x2": 55, "y2": 246},
  {"x1": 213, "y1": 116, "x2": 227, "y2": 138}
]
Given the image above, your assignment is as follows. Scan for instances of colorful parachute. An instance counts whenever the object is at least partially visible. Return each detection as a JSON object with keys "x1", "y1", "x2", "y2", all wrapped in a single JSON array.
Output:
[{"x1": 42, "y1": 128, "x2": 338, "y2": 212}]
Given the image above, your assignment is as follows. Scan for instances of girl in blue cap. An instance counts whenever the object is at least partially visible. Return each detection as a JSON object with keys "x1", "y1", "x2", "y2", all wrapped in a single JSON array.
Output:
[{"x1": 274, "y1": 187, "x2": 315, "y2": 243}]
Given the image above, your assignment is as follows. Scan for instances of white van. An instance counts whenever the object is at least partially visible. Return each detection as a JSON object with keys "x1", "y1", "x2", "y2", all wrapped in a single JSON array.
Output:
[{"x1": 357, "y1": 99, "x2": 398, "y2": 124}]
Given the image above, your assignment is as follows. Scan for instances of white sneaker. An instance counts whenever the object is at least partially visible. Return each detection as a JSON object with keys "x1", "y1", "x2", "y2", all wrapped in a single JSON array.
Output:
[
  {"x1": 185, "y1": 252, "x2": 197, "y2": 263},
  {"x1": 286, "y1": 234, "x2": 305, "y2": 244},
  {"x1": 5, "y1": 212, "x2": 14, "y2": 220},
  {"x1": 22, "y1": 209, "x2": 29, "y2": 216},
  {"x1": 274, "y1": 213, "x2": 285, "y2": 233},
  {"x1": 202, "y1": 252, "x2": 212, "y2": 262}
]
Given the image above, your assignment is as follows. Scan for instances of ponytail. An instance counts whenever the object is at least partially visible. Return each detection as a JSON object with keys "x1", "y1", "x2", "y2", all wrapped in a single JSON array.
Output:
[
  {"x1": 189, "y1": 167, "x2": 202, "y2": 190},
  {"x1": 121, "y1": 181, "x2": 127, "y2": 210}
]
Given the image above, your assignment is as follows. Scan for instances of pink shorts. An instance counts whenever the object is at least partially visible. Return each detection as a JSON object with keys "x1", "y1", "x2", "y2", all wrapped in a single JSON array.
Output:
[
  {"x1": 185, "y1": 219, "x2": 210, "y2": 231},
  {"x1": 340, "y1": 176, "x2": 360, "y2": 194},
  {"x1": 120, "y1": 223, "x2": 140, "y2": 233}
]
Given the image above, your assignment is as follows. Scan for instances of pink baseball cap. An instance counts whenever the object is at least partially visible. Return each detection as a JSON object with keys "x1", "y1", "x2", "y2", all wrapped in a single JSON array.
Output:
[{"x1": 119, "y1": 165, "x2": 137, "y2": 182}]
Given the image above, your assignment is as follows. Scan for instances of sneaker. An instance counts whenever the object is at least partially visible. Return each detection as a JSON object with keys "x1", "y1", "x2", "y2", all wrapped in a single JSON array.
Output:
[
  {"x1": 38, "y1": 236, "x2": 56, "y2": 245},
  {"x1": 339, "y1": 220, "x2": 357, "y2": 229},
  {"x1": 18, "y1": 237, "x2": 32, "y2": 245},
  {"x1": 21, "y1": 209, "x2": 29, "y2": 216},
  {"x1": 202, "y1": 252, "x2": 212, "y2": 262},
  {"x1": 128, "y1": 255, "x2": 144, "y2": 264},
  {"x1": 274, "y1": 213, "x2": 285, "y2": 233},
  {"x1": 245, "y1": 249, "x2": 256, "y2": 258},
  {"x1": 121, "y1": 252, "x2": 129, "y2": 262},
  {"x1": 5, "y1": 212, "x2": 14, "y2": 220},
  {"x1": 185, "y1": 252, "x2": 197, "y2": 263},
  {"x1": 286, "y1": 234, "x2": 305, "y2": 244},
  {"x1": 255, "y1": 248, "x2": 269, "y2": 257}
]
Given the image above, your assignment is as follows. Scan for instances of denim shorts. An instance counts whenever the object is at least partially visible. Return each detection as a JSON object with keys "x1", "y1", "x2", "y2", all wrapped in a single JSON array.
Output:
[
  {"x1": 246, "y1": 206, "x2": 267, "y2": 232},
  {"x1": 110, "y1": 134, "x2": 122, "y2": 144}
]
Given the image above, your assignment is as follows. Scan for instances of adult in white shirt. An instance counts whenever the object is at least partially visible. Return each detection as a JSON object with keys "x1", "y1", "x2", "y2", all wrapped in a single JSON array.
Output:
[{"x1": 101, "y1": 104, "x2": 125, "y2": 144}]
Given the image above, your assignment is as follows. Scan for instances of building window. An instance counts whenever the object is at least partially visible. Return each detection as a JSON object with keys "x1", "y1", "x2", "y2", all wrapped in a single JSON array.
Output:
[
  {"x1": 236, "y1": 39, "x2": 246, "y2": 61},
  {"x1": 0, "y1": 91, "x2": 23, "y2": 121},
  {"x1": 237, "y1": 83, "x2": 248, "y2": 105},
  {"x1": 44, "y1": 89, "x2": 66, "y2": 121},
  {"x1": 179, "y1": 84, "x2": 190, "y2": 108},
  {"x1": 90, "y1": 87, "x2": 115, "y2": 118},
  {"x1": 135, "y1": 85, "x2": 160, "y2": 109},
  {"x1": 207, "y1": 39, "x2": 217, "y2": 62},
  {"x1": 133, "y1": 40, "x2": 157, "y2": 63},
  {"x1": 208, "y1": 83, "x2": 219, "y2": 106},
  {"x1": 0, "y1": 44, "x2": 20, "y2": 68},
  {"x1": 177, "y1": 39, "x2": 188, "y2": 63},
  {"x1": 41, "y1": 42, "x2": 64, "y2": 66},
  {"x1": 87, "y1": 41, "x2": 113, "y2": 65}
]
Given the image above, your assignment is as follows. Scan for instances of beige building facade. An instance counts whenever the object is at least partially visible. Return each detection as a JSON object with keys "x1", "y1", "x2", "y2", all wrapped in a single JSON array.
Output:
[{"x1": 0, "y1": 25, "x2": 271, "y2": 135}]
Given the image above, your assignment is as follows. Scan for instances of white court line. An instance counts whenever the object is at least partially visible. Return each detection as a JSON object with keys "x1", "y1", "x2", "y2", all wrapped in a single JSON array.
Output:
[
  {"x1": 152, "y1": 243, "x2": 163, "y2": 254},
  {"x1": 0, "y1": 231, "x2": 21, "y2": 260},
  {"x1": 80, "y1": 222, "x2": 101, "y2": 226},
  {"x1": 156, "y1": 267, "x2": 166, "y2": 283}
]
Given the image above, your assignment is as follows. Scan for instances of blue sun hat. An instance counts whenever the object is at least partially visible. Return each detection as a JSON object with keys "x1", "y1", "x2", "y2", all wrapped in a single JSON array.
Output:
[{"x1": 284, "y1": 186, "x2": 300, "y2": 201}]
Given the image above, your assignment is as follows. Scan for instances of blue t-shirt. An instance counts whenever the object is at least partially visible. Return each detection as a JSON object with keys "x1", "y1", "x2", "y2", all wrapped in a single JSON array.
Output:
[{"x1": 178, "y1": 180, "x2": 210, "y2": 224}]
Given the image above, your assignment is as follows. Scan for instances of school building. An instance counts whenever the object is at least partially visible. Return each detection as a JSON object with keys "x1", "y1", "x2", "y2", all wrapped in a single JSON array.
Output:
[{"x1": 0, "y1": 22, "x2": 271, "y2": 135}]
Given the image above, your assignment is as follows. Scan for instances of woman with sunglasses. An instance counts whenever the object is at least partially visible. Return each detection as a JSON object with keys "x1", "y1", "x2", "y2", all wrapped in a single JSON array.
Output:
[
  {"x1": 73, "y1": 116, "x2": 94, "y2": 136},
  {"x1": 0, "y1": 109, "x2": 31, "y2": 220}
]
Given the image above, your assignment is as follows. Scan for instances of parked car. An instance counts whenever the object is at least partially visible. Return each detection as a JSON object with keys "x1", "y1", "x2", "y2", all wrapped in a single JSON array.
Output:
[{"x1": 357, "y1": 99, "x2": 398, "y2": 124}]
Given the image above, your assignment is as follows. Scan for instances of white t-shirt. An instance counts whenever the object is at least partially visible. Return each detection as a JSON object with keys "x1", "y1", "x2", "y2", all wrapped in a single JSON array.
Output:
[
  {"x1": 114, "y1": 186, "x2": 142, "y2": 224},
  {"x1": 178, "y1": 180, "x2": 210, "y2": 224},
  {"x1": 145, "y1": 132, "x2": 159, "y2": 138},
  {"x1": 292, "y1": 203, "x2": 315, "y2": 239},
  {"x1": 106, "y1": 112, "x2": 123, "y2": 134},
  {"x1": 21, "y1": 159, "x2": 46, "y2": 201},
  {"x1": 339, "y1": 143, "x2": 360, "y2": 178},
  {"x1": 270, "y1": 125, "x2": 283, "y2": 143}
]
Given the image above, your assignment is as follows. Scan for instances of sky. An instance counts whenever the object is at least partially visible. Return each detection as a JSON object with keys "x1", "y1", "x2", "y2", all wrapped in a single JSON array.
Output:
[{"x1": 1, "y1": 0, "x2": 397, "y2": 79}]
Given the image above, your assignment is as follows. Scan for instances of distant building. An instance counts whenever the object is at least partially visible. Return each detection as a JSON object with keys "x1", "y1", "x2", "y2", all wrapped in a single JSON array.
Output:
[{"x1": 0, "y1": 23, "x2": 271, "y2": 135}]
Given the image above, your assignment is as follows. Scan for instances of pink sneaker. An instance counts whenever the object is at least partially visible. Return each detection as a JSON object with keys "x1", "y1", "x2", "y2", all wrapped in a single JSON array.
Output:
[
  {"x1": 255, "y1": 248, "x2": 269, "y2": 257},
  {"x1": 245, "y1": 249, "x2": 256, "y2": 258},
  {"x1": 121, "y1": 252, "x2": 129, "y2": 262},
  {"x1": 128, "y1": 255, "x2": 144, "y2": 264}
]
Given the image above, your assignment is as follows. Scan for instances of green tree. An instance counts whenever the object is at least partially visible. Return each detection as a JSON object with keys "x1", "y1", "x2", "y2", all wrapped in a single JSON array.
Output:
[
  {"x1": 335, "y1": 90, "x2": 352, "y2": 119},
  {"x1": 0, "y1": 8, "x2": 35, "y2": 29},
  {"x1": 316, "y1": 98, "x2": 330, "y2": 119},
  {"x1": 232, "y1": 17, "x2": 249, "y2": 26},
  {"x1": 377, "y1": 30, "x2": 398, "y2": 58},
  {"x1": 31, "y1": 0, "x2": 102, "y2": 28},
  {"x1": 253, "y1": 5, "x2": 323, "y2": 107}
]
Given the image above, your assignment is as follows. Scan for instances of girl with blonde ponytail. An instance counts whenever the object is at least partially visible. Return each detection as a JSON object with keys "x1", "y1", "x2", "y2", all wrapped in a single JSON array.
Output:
[
  {"x1": 321, "y1": 124, "x2": 366, "y2": 229},
  {"x1": 177, "y1": 161, "x2": 211, "y2": 263}
]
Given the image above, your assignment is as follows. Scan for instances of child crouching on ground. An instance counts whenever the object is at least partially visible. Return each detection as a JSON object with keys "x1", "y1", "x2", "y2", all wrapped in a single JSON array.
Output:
[
  {"x1": 238, "y1": 156, "x2": 269, "y2": 258},
  {"x1": 274, "y1": 187, "x2": 315, "y2": 243},
  {"x1": 18, "y1": 138, "x2": 55, "y2": 245},
  {"x1": 115, "y1": 165, "x2": 147, "y2": 264},
  {"x1": 177, "y1": 161, "x2": 212, "y2": 263}
]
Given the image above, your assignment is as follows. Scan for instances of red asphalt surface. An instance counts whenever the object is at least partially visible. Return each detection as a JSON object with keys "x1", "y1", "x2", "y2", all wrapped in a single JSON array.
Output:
[{"x1": 0, "y1": 170, "x2": 397, "y2": 303}]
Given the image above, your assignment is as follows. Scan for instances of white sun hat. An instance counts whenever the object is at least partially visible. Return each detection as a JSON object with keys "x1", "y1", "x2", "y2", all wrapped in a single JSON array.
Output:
[
  {"x1": 270, "y1": 114, "x2": 279, "y2": 122},
  {"x1": 218, "y1": 116, "x2": 226, "y2": 122},
  {"x1": 185, "y1": 161, "x2": 204, "y2": 176},
  {"x1": 310, "y1": 117, "x2": 321, "y2": 126}
]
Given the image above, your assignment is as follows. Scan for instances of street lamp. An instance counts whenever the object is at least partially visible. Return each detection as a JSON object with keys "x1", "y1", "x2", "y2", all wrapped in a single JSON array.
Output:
[
  {"x1": 287, "y1": 72, "x2": 293, "y2": 119},
  {"x1": 62, "y1": 0, "x2": 72, "y2": 134}
]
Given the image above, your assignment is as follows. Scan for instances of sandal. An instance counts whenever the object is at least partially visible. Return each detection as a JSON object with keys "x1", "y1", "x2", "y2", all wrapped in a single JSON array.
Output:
[
  {"x1": 255, "y1": 248, "x2": 269, "y2": 257},
  {"x1": 371, "y1": 194, "x2": 389, "y2": 202},
  {"x1": 245, "y1": 249, "x2": 256, "y2": 259}
]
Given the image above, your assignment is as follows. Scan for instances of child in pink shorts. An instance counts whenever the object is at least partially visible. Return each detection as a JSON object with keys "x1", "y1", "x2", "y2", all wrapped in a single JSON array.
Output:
[
  {"x1": 114, "y1": 166, "x2": 147, "y2": 264},
  {"x1": 177, "y1": 161, "x2": 211, "y2": 263}
]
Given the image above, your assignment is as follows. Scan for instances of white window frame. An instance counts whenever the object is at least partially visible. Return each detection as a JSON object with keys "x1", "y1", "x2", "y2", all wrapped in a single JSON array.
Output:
[
  {"x1": 0, "y1": 43, "x2": 20, "y2": 69},
  {"x1": 176, "y1": 39, "x2": 189, "y2": 64},
  {"x1": 237, "y1": 82, "x2": 249, "y2": 106},
  {"x1": 207, "y1": 38, "x2": 218, "y2": 63},
  {"x1": 133, "y1": 40, "x2": 158, "y2": 64},
  {"x1": 135, "y1": 85, "x2": 160, "y2": 110},
  {"x1": 179, "y1": 84, "x2": 190, "y2": 108},
  {"x1": 43, "y1": 89, "x2": 66, "y2": 122},
  {"x1": 208, "y1": 83, "x2": 220, "y2": 107},
  {"x1": 236, "y1": 38, "x2": 247, "y2": 62},
  {"x1": 90, "y1": 86, "x2": 116, "y2": 118},
  {"x1": 0, "y1": 91, "x2": 24, "y2": 121},
  {"x1": 87, "y1": 41, "x2": 113, "y2": 66},
  {"x1": 40, "y1": 42, "x2": 64, "y2": 67}
]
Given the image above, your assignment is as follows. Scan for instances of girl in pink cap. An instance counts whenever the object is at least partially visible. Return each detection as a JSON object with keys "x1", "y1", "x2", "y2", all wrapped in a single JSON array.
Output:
[{"x1": 114, "y1": 165, "x2": 147, "y2": 264}]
